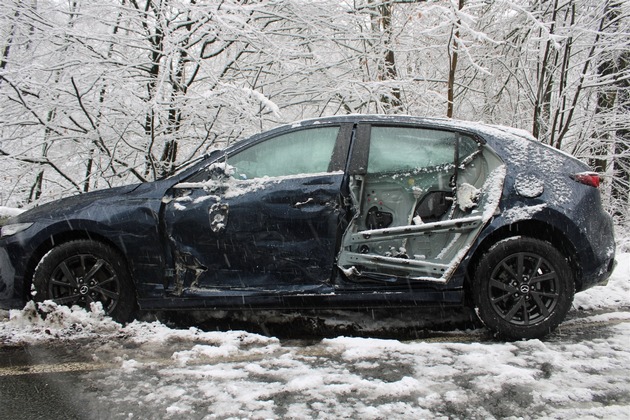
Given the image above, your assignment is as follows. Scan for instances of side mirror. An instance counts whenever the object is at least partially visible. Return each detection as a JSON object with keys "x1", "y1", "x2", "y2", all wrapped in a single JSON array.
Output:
[
  {"x1": 206, "y1": 162, "x2": 235, "y2": 181},
  {"x1": 208, "y1": 164, "x2": 227, "y2": 180}
]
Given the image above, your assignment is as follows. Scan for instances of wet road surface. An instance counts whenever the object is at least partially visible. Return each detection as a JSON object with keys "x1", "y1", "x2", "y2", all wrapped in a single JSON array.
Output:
[{"x1": 1, "y1": 307, "x2": 629, "y2": 420}]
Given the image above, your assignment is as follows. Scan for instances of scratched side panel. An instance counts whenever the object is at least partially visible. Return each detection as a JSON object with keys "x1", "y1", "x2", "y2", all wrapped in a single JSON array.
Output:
[{"x1": 162, "y1": 174, "x2": 345, "y2": 295}]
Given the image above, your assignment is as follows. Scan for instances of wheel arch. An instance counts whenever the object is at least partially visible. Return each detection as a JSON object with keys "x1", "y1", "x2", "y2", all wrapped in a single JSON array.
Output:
[
  {"x1": 22, "y1": 229, "x2": 134, "y2": 301},
  {"x1": 464, "y1": 219, "x2": 582, "y2": 297}
]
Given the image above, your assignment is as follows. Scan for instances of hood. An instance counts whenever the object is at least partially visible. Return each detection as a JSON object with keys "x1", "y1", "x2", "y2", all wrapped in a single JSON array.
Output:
[{"x1": 9, "y1": 183, "x2": 144, "y2": 223}]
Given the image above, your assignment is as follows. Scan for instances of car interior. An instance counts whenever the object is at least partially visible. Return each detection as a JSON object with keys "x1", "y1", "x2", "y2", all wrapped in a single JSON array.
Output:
[{"x1": 337, "y1": 126, "x2": 505, "y2": 284}]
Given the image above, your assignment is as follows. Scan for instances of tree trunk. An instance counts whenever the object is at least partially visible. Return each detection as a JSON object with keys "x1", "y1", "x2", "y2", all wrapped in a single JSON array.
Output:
[
  {"x1": 447, "y1": 0, "x2": 465, "y2": 118},
  {"x1": 611, "y1": 51, "x2": 630, "y2": 209},
  {"x1": 368, "y1": 0, "x2": 402, "y2": 112},
  {"x1": 591, "y1": 1, "x2": 629, "y2": 214},
  {"x1": 532, "y1": 0, "x2": 559, "y2": 141}
]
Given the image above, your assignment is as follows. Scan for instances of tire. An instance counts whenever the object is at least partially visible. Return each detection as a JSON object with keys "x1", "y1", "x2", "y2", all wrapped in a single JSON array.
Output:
[
  {"x1": 472, "y1": 237, "x2": 574, "y2": 340},
  {"x1": 33, "y1": 240, "x2": 136, "y2": 323}
]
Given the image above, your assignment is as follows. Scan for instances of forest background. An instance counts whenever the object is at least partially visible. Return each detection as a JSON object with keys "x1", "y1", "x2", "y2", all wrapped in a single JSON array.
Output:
[{"x1": 1, "y1": 0, "x2": 628, "y2": 245}]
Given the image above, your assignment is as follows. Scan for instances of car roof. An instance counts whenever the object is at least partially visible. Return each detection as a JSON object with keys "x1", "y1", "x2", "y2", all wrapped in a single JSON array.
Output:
[
  {"x1": 271, "y1": 114, "x2": 537, "y2": 144},
  {"x1": 289, "y1": 114, "x2": 479, "y2": 130}
]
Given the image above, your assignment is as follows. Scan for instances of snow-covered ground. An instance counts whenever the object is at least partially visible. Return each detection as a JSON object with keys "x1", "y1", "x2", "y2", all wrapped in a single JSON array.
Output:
[{"x1": 1, "y1": 254, "x2": 629, "y2": 419}]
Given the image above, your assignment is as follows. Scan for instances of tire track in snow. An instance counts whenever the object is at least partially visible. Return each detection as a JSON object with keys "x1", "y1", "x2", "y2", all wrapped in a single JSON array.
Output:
[{"x1": 1, "y1": 311, "x2": 628, "y2": 378}]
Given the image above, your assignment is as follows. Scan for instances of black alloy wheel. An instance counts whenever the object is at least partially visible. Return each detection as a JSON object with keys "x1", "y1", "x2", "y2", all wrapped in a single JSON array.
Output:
[
  {"x1": 33, "y1": 240, "x2": 135, "y2": 322},
  {"x1": 473, "y1": 237, "x2": 574, "y2": 339}
]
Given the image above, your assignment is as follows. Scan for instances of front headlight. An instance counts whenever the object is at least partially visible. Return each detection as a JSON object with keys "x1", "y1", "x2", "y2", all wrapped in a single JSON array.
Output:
[{"x1": 0, "y1": 222, "x2": 33, "y2": 238}]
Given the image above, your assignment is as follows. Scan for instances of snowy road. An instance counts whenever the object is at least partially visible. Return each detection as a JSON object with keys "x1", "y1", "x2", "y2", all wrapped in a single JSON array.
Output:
[{"x1": 1, "y1": 254, "x2": 629, "y2": 419}]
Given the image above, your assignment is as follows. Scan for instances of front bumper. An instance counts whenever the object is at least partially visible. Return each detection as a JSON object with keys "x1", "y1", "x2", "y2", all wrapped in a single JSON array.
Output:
[{"x1": 0, "y1": 246, "x2": 21, "y2": 309}]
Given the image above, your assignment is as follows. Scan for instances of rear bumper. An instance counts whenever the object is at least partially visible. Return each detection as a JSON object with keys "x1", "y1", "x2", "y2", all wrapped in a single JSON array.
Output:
[
  {"x1": 584, "y1": 256, "x2": 616, "y2": 288},
  {"x1": 576, "y1": 219, "x2": 616, "y2": 291}
]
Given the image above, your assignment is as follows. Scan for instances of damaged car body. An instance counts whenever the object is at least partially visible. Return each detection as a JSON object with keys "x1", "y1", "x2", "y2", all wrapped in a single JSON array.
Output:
[{"x1": 0, "y1": 116, "x2": 616, "y2": 339}]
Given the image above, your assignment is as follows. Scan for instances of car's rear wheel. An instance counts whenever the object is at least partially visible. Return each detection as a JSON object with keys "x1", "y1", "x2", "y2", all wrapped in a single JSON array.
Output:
[
  {"x1": 33, "y1": 240, "x2": 135, "y2": 322},
  {"x1": 472, "y1": 237, "x2": 574, "y2": 339}
]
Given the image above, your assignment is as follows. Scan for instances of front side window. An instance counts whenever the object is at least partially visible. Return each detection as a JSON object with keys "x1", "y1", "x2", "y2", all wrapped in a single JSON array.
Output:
[{"x1": 228, "y1": 126, "x2": 340, "y2": 179}]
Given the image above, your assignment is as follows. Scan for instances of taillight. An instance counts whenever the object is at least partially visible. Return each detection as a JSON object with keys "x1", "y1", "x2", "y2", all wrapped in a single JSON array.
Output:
[{"x1": 570, "y1": 172, "x2": 600, "y2": 188}]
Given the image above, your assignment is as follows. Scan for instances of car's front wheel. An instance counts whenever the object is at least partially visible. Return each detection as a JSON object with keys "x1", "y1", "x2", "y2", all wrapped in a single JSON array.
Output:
[
  {"x1": 33, "y1": 240, "x2": 135, "y2": 322},
  {"x1": 473, "y1": 237, "x2": 574, "y2": 340}
]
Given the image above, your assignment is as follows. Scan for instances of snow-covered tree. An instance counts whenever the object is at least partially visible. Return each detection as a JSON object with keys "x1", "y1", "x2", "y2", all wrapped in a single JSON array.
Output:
[{"x1": 0, "y1": 0, "x2": 627, "y2": 230}]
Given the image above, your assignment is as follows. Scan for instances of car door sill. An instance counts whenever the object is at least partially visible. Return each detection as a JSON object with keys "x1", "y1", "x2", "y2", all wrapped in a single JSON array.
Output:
[{"x1": 137, "y1": 289, "x2": 464, "y2": 310}]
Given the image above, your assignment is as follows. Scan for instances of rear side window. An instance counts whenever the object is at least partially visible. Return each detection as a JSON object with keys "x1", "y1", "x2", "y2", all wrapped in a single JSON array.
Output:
[
  {"x1": 229, "y1": 126, "x2": 339, "y2": 179},
  {"x1": 368, "y1": 127, "x2": 477, "y2": 173}
]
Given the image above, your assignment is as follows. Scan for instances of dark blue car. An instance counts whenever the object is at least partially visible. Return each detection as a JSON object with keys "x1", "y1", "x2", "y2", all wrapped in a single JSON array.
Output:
[{"x1": 0, "y1": 116, "x2": 616, "y2": 339}]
